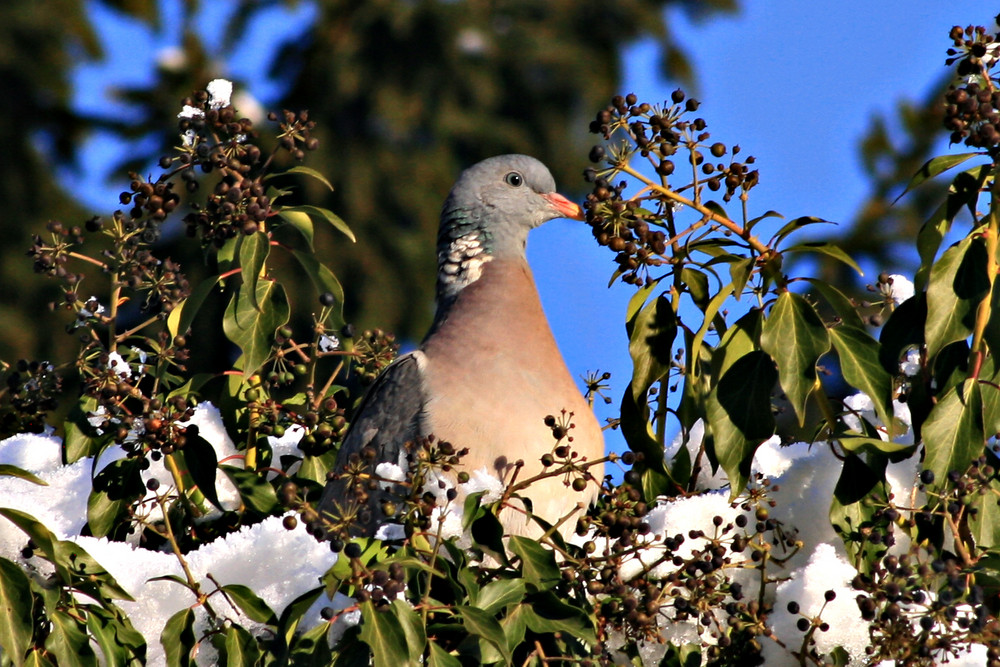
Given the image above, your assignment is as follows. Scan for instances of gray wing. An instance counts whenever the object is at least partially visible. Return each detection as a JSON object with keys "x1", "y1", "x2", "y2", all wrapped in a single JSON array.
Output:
[{"x1": 315, "y1": 350, "x2": 428, "y2": 537}]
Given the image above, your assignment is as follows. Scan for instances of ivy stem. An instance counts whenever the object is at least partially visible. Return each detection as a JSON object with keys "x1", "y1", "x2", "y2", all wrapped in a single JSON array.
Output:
[{"x1": 620, "y1": 163, "x2": 771, "y2": 257}]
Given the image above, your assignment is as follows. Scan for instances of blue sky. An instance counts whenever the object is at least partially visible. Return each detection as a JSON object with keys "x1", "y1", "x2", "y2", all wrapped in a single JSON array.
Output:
[{"x1": 65, "y1": 2, "x2": 993, "y2": 462}]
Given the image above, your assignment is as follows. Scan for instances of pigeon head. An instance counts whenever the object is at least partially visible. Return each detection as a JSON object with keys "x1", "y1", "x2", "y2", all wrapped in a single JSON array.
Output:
[{"x1": 436, "y1": 154, "x2": 581, "y2": 300}]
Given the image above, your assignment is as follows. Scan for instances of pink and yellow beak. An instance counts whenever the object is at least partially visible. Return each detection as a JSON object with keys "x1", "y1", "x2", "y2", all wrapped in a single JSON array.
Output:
[{"x1": 542, "y1": 192, "x2": 584, "y2": 221}]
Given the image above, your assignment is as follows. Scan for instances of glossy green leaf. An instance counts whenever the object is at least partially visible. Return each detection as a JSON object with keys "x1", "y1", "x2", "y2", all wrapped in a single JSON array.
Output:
[
  {"x1": 520, "y1": 592, "x2": 596, "y2": 645},
  {"x1": 428, "y1": 640, "x2": 463, "y2": 667},
  {"x1": 922, "y1": 379, "x2": 984, "y2": 488},
  {"x1": 783, "y1": 241, "x2": 863, "y2": 276},
  {"x1": 221, "y1": 584, "x2": 278, "y2": 625},
  {"x1": 239, "y1": 231, "x2": 270, "y2": 312},
  {"x1": 711, "y1": 308, "x2": 762, "y2": 381},
  {"x1": 46, "y1": 611, "x2": 97, "y2": 667},
  {"x1": 760, "y1": 292, "x2": 830, "y2": 425},
  {"x1": 223, "y1": 280, "x2": 290, "y2": 376},
  {"x1": 161, "y1": 608, "x2": 196, "y2": 667},
  {"x1": 278, "y1": 586, "x2": 325, "y2": 646},
  {"x1": 925, "y1": 234, "x2": 989, "y2": 361},
  {"x1": 167, "y1": 272, "x2": 224, "y2": 339},
  {"x1": 0, "y1": 464, "x2": 46, "y2": 486},
  {"x1": 914, "y1": 201, "x2": 954, "y2": 293},
  {"x1": 728, "y1": 256, "x2": 754, "y2": 299},
  {"x1": 829, "y1": 325, "x2": 895, "y2": 437},
  {"x1": 770, "y1": 215, "x2": 832, "y2": 247},
  {"x1": 358, "y1": 600, "x2": 411, "y2": 667},
  {"x1": 64, "y1": 395, "x2": 104, "y2": 463},
  {"x1": 277, "y1": 208, "x2": 315, "y2": 250},
  {"x1": 830, "y1": 455, "x2": 888, "y2": 571},
  {"x1": 474, "y1": 579, "x2": 527, "y2": 615},
  {"x1": 281, "y1": 205, "x2": 355, "y2": 242},
  {"x1": 221, "y1": 465, "x2": 281, "y2": 515},
  {"x1": 0, "y1": 557, "x2": 33, "y2": 666},
  {"x1": 802, "y1": 278, "x2": 866, "y2": 330},
  {"x1": 705, "y1": 351, "x2": 776, "y2": 496},
  {"x1": 680, "y1": 267, "x2": 710, "y2": 311},
  {"x1": 391, "y1": 599, "x2": 426, "y2": 664},
  {"x1": 87, "y1": 456, "x2": 146, "y2": 538},
  {"x1": 836, "y1": 435, "x2": 914, "y2": 457},
  {"x1": 508, "y1": 536, "x2": 560, "y2": 591},
  {"x1": 179, "y1": 432, "x2": 222, "y2": 510},
  {"x1": 627, "y1": 294, "x2": 677, "y2": 401},
  {"x1": 85, "y1": 605, "x2": 146, "y2": 667},
  {"x1": 271, "y1": 165, "x2": 335, "y2": 191},
  {"x1": 291, "y1": 620, "x2": 335, "y2": 664},
  {"x1": 746, "y1": 209, "x2": 784, "y2": 233},
  {"x1": 289, "y1": 249, "x2": 345, "y2": 327},
  {"x1": 223, "y1": 625, "x2": 260, "y2": 667},
  {"x1": 619, "y1": 382, "x2": 663, "y2": 468},
  {"x1": 455, "y1": 606, "x2": 510, "y2": 664},
  {"x1": 897, "y1": 152, "x2": 979, "y2": 200}
]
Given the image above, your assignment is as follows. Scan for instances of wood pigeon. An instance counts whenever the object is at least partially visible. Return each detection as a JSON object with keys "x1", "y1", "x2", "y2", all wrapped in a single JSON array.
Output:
[{"x1": 317, "y1": 154, "x2": 604, "y2": 537}]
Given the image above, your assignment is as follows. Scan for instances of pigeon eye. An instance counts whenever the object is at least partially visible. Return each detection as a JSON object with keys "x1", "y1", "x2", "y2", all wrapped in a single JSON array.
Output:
[{"x1": 504, "y1": 172, "x2": 523, "y2": 187}]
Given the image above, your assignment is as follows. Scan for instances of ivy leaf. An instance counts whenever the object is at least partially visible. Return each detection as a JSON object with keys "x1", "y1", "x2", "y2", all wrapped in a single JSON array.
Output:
[
  {"x1": 239, "y1": 231, "x2": 270, "y2": 312},
  {"x1": 359, "y1": 600, "x2": 412, "y2": 667},
  {"x1": 830, "y1": 456, "x2": 888, "y2": 571},
  {"x1": 705, "y1": 351, "x2": 777, "y2": 496},
  {"x1": 520, "y1": 592, "x2": 596, "y2": 645},
  {"x1": 289, "y1": 249, "x2": 346, "y2": 328},
  {"x1": 267, "y1": 165, "x2": 335, "y2": 191},
  {"x1": 223, "y1": 280, "x2": 290, "y2": 376},
  {"x1": 769, "y1": 215, "x2": 833, "y2": 247},
  {"x1": 925, "y1": 234, "x2": 989, "y2": 361},
  {"x1": 0, "y1": 464, "x2": 46, "y2": 486},
  {"x1": 280, "y1": 205, "x2": 355, "y2": 242},
  {"x1": 802, "y1": 278, "x2": 866, "y2": 330},
  {"x1": 474, "y1": 579, "x2": 527, "y2": 615},
  {"x1": 168, "y1": 273, "x2": 225, "y2": 340},
  {"x1": 222, "y1": 625, "x2": 261, "y2": 667},
  {"x1": 391, "y1": 599, "x2": 426, "y2": 664},
  {"x1": 46, "y1": 611, "x2": 97, "y2": 667},
  {"x1": 221, "y1": 465, "x2": 280, "y2": 515},
  {"x1": 761, "y1": 292, "x2": 830, "y2": 426},
  {"x1": 922, "y1": 379, "x2": 984, "y2": 489},
  {"x1": 783, "y1": 242, "x2": 863, "y2": 276},
  {"x1": 87, "y1": 456, "x2": 146, "y2": 538},
  {"x1": 427, "y1": 640, "x2": 463, "y2": 667},
  {"x1": 897, "y1": 152, "x2": 980, "y2": 200},
  {"x1": 161, "y1": 608, "x2": 196, "y2": 667},
  {"x1": 455, "y1": 606, "x2": 510, "y2": 665},
  {"x1": 64, "y1": 395, "x2": 104, "y2": 463},
  {"x1": 829, "y1": 325, "x2": 895, "y2": 437},
  {"x1": 508, "y1": 536, "x2": 560, "y2": 591},
  {"x1": 627, "y1": 294, "x2": 677, "y2": 401},
  {"x1": 220, "y1": 585, "x2": 278, "y2": 625},
  {"x1": 85, "y1": 605, "x2": 146, "y2": 666},
  {"x1": 178, "y1": 432, "x2": 222, "y2": 511},
  {"x1": 0, "y1": 557, "x2": 34, "y2": 665}
]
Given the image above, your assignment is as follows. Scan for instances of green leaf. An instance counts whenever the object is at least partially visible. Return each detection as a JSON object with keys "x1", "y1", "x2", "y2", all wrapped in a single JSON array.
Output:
[
  {"x1": 221, "y1": 465, "x2": 281, "y2": 515},
  {"x1": 221, "y1": 584, "x2": 278, "y2": 625},
  {"x1": 87, "y1": 456, "x2": 146, "y2": 538},
  {"x1": 711, "y1": 308, "x2": 762, "y2": 380},
  {"x1": 922, "y1": 379, "x2": 984, "y2": 488},
  {"x1": 291, "y1": 619, "x2": 335, "y2": 665},
  {"x1": 239, "y1": 231, "x2": 271, "y2": 312},
  {"x1": 428, "y1": 640, "x2": 463, "y2": 667},
  {"x1": 85, "y1": 605, "x2": 147, "y2": 667},
  {"x1": 475, "y1": 579, "x2": 527, "y2": 615},
  {"x1": 289, "y1": 249, "x2": 346, "y2": 327},
  {"x1": 836, "y1": 435, "x2": 914, "y2": 457},
  {"x1": 628, "y1": 294, "x2": 677, "y2": 401},
  {"x1": 167, "y1": 273, "x2": 224, "y2": 339},
  {"x1": 802, "y1": 278, "x2": 866, "y2": 330},
  {"x1": 46, "y1": 611, "x2": 97, "y2": 667},
  {"x1": 161, "y1": 608, "x2": 196, "y2": 667},
  {"x1": 391, "y1": 599, "x2": 426, "y2": 664},
  {"x1": 745, "y1": 209, "x2": 784, "y2": 233},
  {"x1": 281, "y1": 205, "x2": 355, "y2": 242},
  {"x1": 520, "y1": 592, "x2": 596, "y2": 645},
  {"x1": 770, "y1": 215, "x2": 832, "y2": 247},
  {"x1": 728, "y1": 256, "x2": 754, "y2": 299},
  {"x1": 277, "y1": 208, "x2": 315, "y2": 250},
  {"x1": 508, "y1": 536, "x2": 560, "y2": 591},
  {"x1": 455, "y1": 606, "x2": 511, "y2": 664},
  {"x1": 179, "y1": 432, "x2": 222, "y2": 510},
  {"x1": 706, "y1": 351, "x2": 777, "y2": 496},
  {"x1": 925, "y1": 234, "x2": 989, "y2": 361},
  {"x1": 760, "y1": 292, "x2": 831, "y2": 426},
  {"x1": 680, "y1": 268, "x2": 710, "y2": 311},
  {"x1": 278, "y1": 586, "x2": 325, "y2": 645},
  {"x1": 358, "y1": 600, "x2": 411, "y2": 667},
  {"x1": 223, "y1": 280, "x2": 290, "y2": 376},
  {"x1": 897, "y1": 152, "x2": 980, "y2": 200},
  {"x1": 969, "y1": 473, "x2": 1000, "y2": 549},
  {"x1": 829, "y1": 326, "x2": 895, "y2": 437},
  {"x1": 272, "y1": 165, "x2": 335, "y2": 191},
  {"x1": 619, "y1": 382, "x2": 664, "y2": 468},
  {"x1": 624, "y1": 278, "x2": 661, "y2": 325},
  {"x1": 223, "y1": 625, "x2": 261, "y2": 667},
  {"x1": 830, "y1": 455, "x2": 888, "y2": 570},
  {"x1": 0, "y1": 557, "x2": 34, "y2": 666},
  {"x1": 64, "y1": 395, "x2": 104, "y2": 463},
  {"x1": 0, "y1": 464, "x2": 46, "y2": 486},
  {"x1": 784, "y1": 242, "x2": 863, "y2": 276}
]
